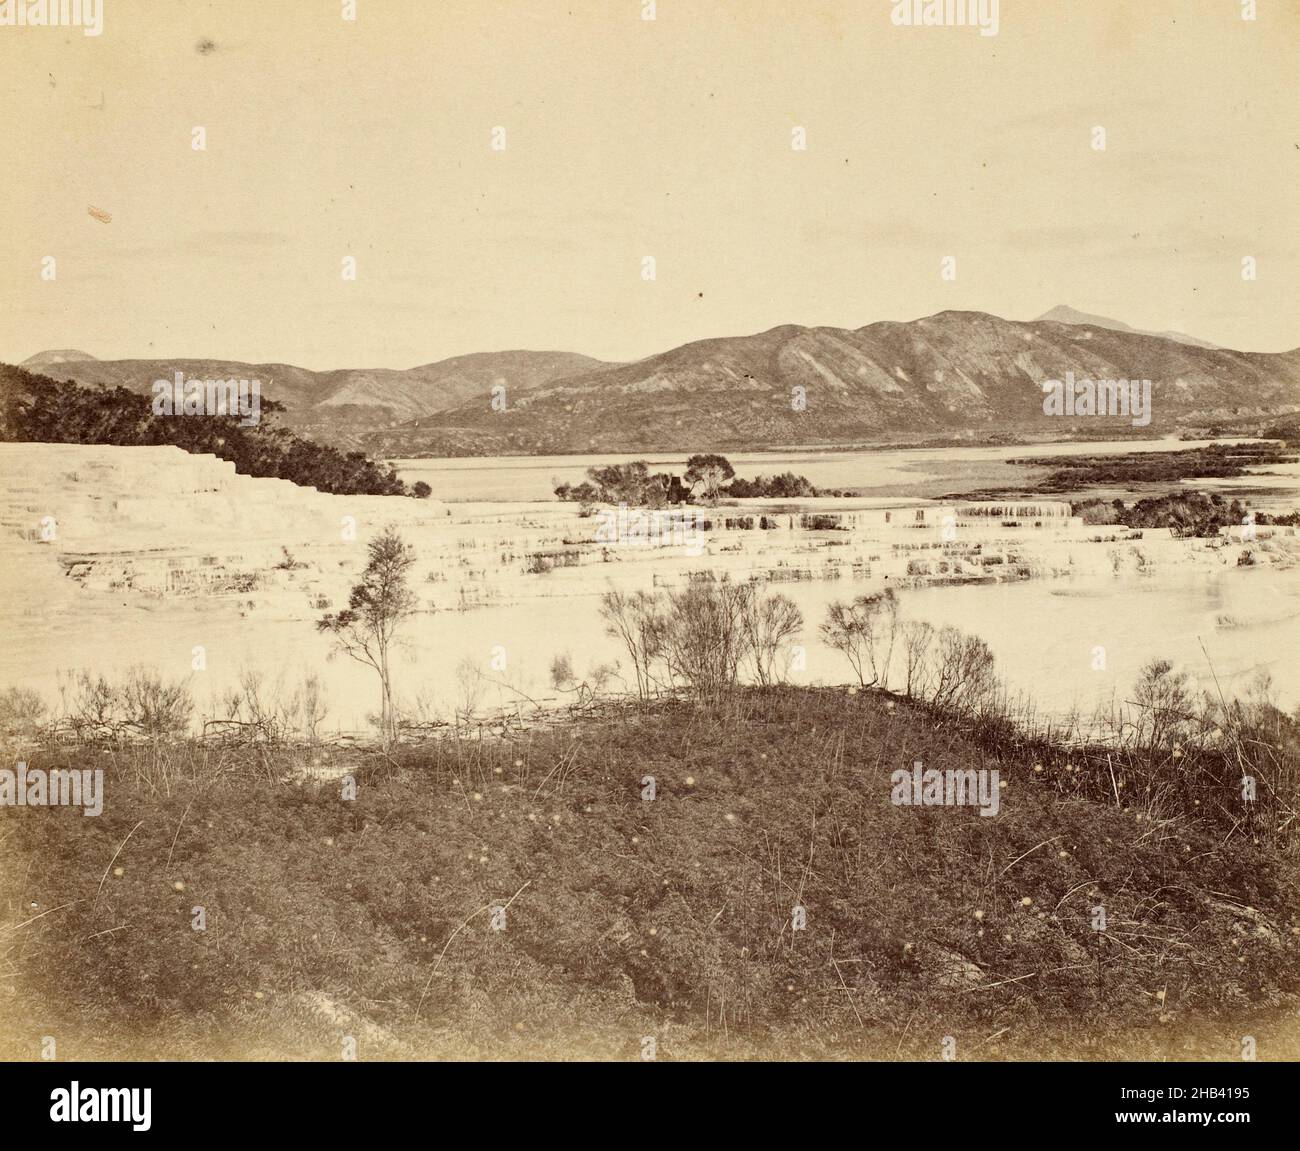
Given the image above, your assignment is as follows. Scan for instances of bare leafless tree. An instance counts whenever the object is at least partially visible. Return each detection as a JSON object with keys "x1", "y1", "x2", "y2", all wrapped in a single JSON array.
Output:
[
  {"x1": 599, "y1": 588, "x2": 666, "y2": 701},
  {"x1": 929, "y1": 626, "x2": 998, "y2": 715},
  {"x1": 453, "y1": 655, "x2": 485, "y2": 728},
  {"x1": 1131, "y1": 658, "x2": 1194, "y2": 751},
  {"x1": 661, "y1": 580, "x2": 753, "y2": 703},
  {"x1": 821, "y1": 589, "x2": 899, "y2": 689},
  {"x1": 742, "y1": 590, "x2": 803, "y2": 687},
  {"x1": 900, "y1": 619, "x2": 935, "y2": 699}
]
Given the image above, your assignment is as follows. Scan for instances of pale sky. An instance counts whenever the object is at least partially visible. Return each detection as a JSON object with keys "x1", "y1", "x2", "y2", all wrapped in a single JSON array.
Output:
[{"x1": 1, "y1": 0, "x2": 1297, "y2": 368}]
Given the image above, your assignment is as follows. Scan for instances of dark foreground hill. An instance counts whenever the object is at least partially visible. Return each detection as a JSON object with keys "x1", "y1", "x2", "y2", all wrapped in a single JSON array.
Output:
[{"x1": 3, "y1": 688, "x2": 1296, "y2": 1061}]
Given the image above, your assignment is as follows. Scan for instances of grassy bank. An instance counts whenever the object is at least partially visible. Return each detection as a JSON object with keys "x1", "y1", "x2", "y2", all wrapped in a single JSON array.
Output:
[
  {"x1": 947, "y1": 441, "x2": 1299, "y2": 504},
  {"x1": 3, "y1": 687, "x2": 1297, "y2": 1061},
  {"x1": 1012, "y1": 442, "x2": 1297, "y2": 493}
]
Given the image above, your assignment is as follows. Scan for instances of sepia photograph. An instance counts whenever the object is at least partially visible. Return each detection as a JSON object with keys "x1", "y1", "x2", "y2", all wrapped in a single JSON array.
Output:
[{"x1": 1, "y1": 0, "x2": 1298, "y2": 1116}]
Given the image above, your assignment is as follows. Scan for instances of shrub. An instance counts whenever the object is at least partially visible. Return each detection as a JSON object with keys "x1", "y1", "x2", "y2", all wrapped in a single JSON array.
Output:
[
  {"x1": 899, "y1": 620, "x2": 935, "y2": 700},
  {"x1": 821, "y1": 590, "x2": 899, "y2": 689},
  {"x1": 119, "y1": 666, "x2": 194, "y2": 739},
  {"x1": 929, "y1": 627, "x2": 997, "y2": 715},
  {"x1": 0, "y1": 685, "x2": 47, "y2": 737},
  {"x1": 599, "y1": 589, "x2": 666, "y2": 701},
  {"x1": 659, "y1": 581, "x2": 753, "y2": 703},
  {"x1": 740, "y1": 591, "x2": 803, "y2": 687}
]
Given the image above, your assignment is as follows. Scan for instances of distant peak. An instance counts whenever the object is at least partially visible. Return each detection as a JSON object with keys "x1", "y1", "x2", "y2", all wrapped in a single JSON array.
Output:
[
  {"x1": 1034, "y1": 306, "x2": 1217, "y2": 349},
  {"x1": 1037, "y1": 304, "x2": 1124, "y2": 326},
  {"x1": 20, "y1": 349, "x2": 98, "y2": 367}
]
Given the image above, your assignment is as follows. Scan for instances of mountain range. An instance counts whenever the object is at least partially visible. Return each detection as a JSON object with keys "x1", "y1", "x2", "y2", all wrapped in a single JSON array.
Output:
[{"x1": 17, "y1": 309, "x2": 1300, "y2": 456}]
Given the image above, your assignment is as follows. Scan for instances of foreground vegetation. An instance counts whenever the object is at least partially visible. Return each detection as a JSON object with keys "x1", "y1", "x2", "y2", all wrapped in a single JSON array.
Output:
[
  {"x1": 2, "y1": 674, "x2": 1298, "y2": 1061},
  {"x1": 4, "y1": 528, "x2": 1298, "y2": 1060}
]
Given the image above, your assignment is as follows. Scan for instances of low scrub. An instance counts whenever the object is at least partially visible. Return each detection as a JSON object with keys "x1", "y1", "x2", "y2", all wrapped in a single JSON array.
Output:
[{"x1": 2, "y1": 688, "x2": 1297, "y2": 1061}]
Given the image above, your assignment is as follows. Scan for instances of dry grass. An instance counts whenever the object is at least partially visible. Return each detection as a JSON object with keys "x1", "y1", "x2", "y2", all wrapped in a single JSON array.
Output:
[{"x1": 2, "y1": 687, "x2": 1298, "y2": 1061}]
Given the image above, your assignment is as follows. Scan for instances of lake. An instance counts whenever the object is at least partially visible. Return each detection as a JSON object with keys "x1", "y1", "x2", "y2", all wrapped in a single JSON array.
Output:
[
  {"x1": 2, "y1": 438, "x2": 1296, "y2": 734},
  {"x1": 392, "y1": 437, "x2": 1264, "y2": 502}
]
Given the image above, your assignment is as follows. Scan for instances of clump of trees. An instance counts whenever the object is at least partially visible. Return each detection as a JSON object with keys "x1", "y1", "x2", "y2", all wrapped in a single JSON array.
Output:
[
  {"x1": 1073, "y1": 491, "x2": 1252, "y2": 538},
  {"x1": 599, "y1": 580, "x2": 803, "y2": 703},
  {"x1": 215, "y1": 669, "x2": 328, "y2": 746},
  {"x1": 0, "y1": 364, "x2": 414, "y2": 497},
  {"x1": 599, "y1": 575, "x2": 1002, "y2": 715},
  {"x1": 555, "y1": 452, "x2": 840, "y2": 506},
  {"x1": 727, "y1": 471, "x2": 819, "y2": 498},
  {"x1": 821, "y1": 591, "x2": 998, "y2": 716},
  {"x1": 36, "y1": 667, "x2": 195, "y2": 742},
  {"x1": 1254, "y1": 510, "x2": 1300, "y2": 526},
  {"x1": 560, "y1": 461, "x2": 675, "y2": 506},
  {"x1": 317, "y1": 526, "x2": 418, "y2": 747},
  {"x1": 553, "y1": 480, "x2": 597, "y2": 503},
  {"x1": 2, "y1": 668, "x2": 335, "y2": 747}
]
